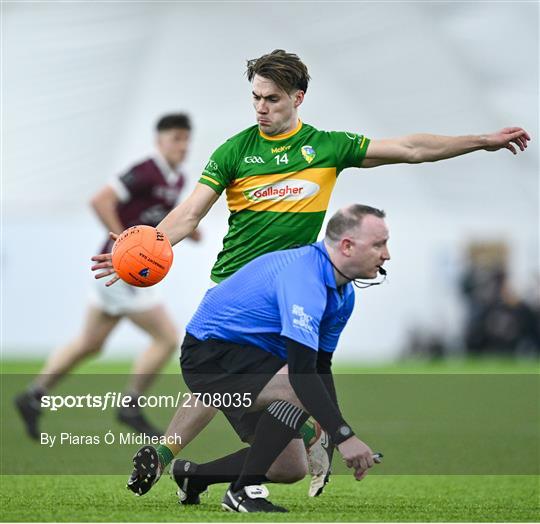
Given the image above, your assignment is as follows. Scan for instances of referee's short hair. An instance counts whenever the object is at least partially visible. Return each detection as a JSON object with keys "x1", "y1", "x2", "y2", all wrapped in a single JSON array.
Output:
[
  {"x1": 156, "y1": 113, "x2": 191, "y2": 132},
  {"x1": 325, "y1": 205, "x2": 386, "y2": 243},
  {"x1": 246, "y1": 49, "x2": 311, "y2": 93}
]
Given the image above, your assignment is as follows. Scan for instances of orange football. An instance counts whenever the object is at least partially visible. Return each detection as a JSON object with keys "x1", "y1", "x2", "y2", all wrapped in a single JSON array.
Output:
[{"x1": 111, "y1": 225, "x2": 173, "y2": 287}]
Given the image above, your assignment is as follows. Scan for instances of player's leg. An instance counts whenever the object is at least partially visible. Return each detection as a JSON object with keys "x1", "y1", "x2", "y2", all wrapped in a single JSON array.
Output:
[
  {"x1": 14, "y1": 305, "x2": 121, "y2": 439},
  {"x1": 36, "y1": 306, "x2": 121, "y2": 387},
  {"x1": 127, "y1": 332, "x2": 219, "y2": 496},
  {"x1": 130, "y1": 335, "x2": 303, "y2": 507},
  {"x1": 162, "y1": 398, "x2": 218, "y2": 456},
  {"x1": 127, "y1": 400, "x2": 218, "y2": 496},
  {"x1": 125, "y1": 304, "x2": 178, "y2": 393},
  {"x1": 120, "y1": 304, "x2": 179, "y2": 436}
]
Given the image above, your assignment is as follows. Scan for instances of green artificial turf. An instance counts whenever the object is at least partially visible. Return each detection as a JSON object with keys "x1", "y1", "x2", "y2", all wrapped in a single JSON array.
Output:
[
  {"x1": 2, "y1": 355, "x2": 538, "y2": 375},
  {"x1": 1, "y1": 474, "x2": 538, "y2": 522},
  {"x1": 1, "y1": 357, "x2": 539, "y2": 521}
]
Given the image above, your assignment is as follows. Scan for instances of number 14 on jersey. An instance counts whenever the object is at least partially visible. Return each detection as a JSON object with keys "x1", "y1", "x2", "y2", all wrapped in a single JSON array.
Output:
[{"x1": 274, "y1": 153, "x2": 289, "y2": 165}]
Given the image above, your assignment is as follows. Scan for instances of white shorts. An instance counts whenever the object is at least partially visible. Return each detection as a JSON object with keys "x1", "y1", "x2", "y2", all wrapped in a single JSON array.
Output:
[{"x1": 88, "y1": 278, "x2": 162, "y2": 316}]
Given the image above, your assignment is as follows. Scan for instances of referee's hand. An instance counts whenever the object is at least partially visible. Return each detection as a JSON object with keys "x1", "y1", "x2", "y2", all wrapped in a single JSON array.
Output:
[{"x1": 337, "y1": 436, "x2": 374, "y2": 479}]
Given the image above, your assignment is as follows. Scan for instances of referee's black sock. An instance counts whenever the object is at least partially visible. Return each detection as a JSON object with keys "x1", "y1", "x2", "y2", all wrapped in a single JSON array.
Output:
[
  {"x1": 232, "y1": 400, "x2": 309, "y2": 492},
  {"x1": 188, "y1": 448, "x2": 253, "y2": 490}
]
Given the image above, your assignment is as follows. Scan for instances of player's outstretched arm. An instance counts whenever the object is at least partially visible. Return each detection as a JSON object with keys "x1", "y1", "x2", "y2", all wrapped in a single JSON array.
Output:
[
  {"x1": 362, "y1": 127, "x2": 531, "y2": 168},
  {"x1": 157, "y1": 183, "x2": 219, "y2": 246},
  {"x1": 91, "y1": 183, "x2": 219, "y2": 285}
]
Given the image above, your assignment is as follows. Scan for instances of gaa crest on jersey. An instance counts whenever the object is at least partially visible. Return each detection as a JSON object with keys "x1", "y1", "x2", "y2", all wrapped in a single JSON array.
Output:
[{"x1": 301, "y1": 145, "x2": 316, "y2": 164}]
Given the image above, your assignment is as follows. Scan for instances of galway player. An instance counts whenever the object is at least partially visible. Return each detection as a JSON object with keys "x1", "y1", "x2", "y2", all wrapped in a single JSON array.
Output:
[{"x1": 16, "y1": 113, "x2": 199, "y2": 439}]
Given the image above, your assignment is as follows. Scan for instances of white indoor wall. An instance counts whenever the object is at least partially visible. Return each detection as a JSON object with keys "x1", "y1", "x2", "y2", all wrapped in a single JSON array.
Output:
[{"x1": 2, "y1": 2, "x2": 538, "y2": 362}]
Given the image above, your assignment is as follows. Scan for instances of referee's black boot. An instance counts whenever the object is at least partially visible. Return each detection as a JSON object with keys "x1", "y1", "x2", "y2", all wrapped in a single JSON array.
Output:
[
  {"x1": 222, "y1": 484, "x2": 288, "y2": 513},
  {"x1": 171, "y1": 459, "x2": 207, "y2": 505}
]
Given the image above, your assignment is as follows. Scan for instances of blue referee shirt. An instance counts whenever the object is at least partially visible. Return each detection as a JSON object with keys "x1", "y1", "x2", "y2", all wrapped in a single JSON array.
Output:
[{"x1": 186, "y1": 241, "x2": 355, "y2": 360}]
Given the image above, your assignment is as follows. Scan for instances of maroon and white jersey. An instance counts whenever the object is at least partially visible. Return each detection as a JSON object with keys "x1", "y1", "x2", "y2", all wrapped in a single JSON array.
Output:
[{"x1": 100, "y1": 155, "x2": 185, "y2": 253}]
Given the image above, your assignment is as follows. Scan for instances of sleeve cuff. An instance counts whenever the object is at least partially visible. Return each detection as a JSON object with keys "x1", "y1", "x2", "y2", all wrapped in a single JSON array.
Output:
[
  {"x1": 199, "y1": 174, "x2": 225, "y2": 194},
  {"x1": 108, "y1": 178, "x2": 130, "y2": 202},
  {"x1": 357, "y1": 136, "x2": 371, "y2": 166}
]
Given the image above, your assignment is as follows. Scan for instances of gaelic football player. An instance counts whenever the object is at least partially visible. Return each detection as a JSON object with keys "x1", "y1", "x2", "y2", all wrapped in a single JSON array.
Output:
[{"x1": 16, "y1": 114, "x2": 200, "y2": 439}]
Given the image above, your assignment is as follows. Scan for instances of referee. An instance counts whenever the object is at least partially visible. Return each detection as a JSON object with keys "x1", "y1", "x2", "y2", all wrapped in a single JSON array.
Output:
[{"x1": 172, "y1": 204, "x2": 389, "y2": 513}]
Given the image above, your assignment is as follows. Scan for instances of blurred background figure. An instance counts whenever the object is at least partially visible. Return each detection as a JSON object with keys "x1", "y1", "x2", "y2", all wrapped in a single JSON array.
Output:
[
  {"x1": 14, "y1": 114, "x2": 200, "y2": 440},
  {"x1": 460, "y1": 242, "x2": 540, "y2": 356},
  {"x1": 404, "y1": 242, "x2": 540, "y2": 359}
]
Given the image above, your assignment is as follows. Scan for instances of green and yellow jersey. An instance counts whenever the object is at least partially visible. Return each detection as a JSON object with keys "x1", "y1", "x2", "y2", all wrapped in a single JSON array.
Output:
[{"x1": 199, "y1": 120, "x2": 370, "y2": 282}]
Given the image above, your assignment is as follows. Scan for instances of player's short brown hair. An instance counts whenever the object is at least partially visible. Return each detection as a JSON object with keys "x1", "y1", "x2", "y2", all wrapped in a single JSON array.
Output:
[
  {"x1": 246, "y1": 50, "x2": 311, "y2": 93},
  {"x1": 325, "y1": 205, "x2": 386, "y2": 243},
  {"x1": 156, "y1": 113, "x2": 191, "y2": 132}
]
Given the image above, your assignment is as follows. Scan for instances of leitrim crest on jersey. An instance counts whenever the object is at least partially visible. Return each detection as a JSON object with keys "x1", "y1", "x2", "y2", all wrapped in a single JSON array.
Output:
[
  {"x1": 198, "y1": 121, "x2": 370, "y2": 282},
  {"x1": 301, "y1": 145, "x2": 316, "y2": 164}
]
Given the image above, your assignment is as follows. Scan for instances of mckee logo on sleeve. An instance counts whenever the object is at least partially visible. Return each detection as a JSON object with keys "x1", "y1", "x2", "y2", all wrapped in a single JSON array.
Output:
[{"x1": 243, "y1": 179, "x2": 320, "y2": 202}]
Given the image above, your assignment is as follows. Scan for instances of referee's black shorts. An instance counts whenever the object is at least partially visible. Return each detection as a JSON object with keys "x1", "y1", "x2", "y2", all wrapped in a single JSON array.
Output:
[{"x1": 180, "y1": 333, "x2": 286, "y2": 441}]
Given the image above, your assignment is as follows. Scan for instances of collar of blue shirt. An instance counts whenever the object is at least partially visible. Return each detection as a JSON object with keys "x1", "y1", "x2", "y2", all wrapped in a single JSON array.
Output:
[{"x1": 313, "y1": 240, "x2": 340, "y2": 290}]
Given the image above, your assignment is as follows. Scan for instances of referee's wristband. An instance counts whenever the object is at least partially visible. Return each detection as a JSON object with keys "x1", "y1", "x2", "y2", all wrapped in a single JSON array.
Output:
[{"x1": 332, "y1": 424, "x2": 355, "y2": 445}]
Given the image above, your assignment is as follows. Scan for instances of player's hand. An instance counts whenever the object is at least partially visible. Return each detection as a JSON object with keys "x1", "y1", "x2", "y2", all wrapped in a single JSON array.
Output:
[
  {"x1": 336, "y1": 436, "x2": 374, "y2": 480},
  {"x1": 483, "y1": 127, "x2": 531, "y2": 154},
  {"x1": 91, "y1": 232, "x2": 120, "y2": 286}
]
